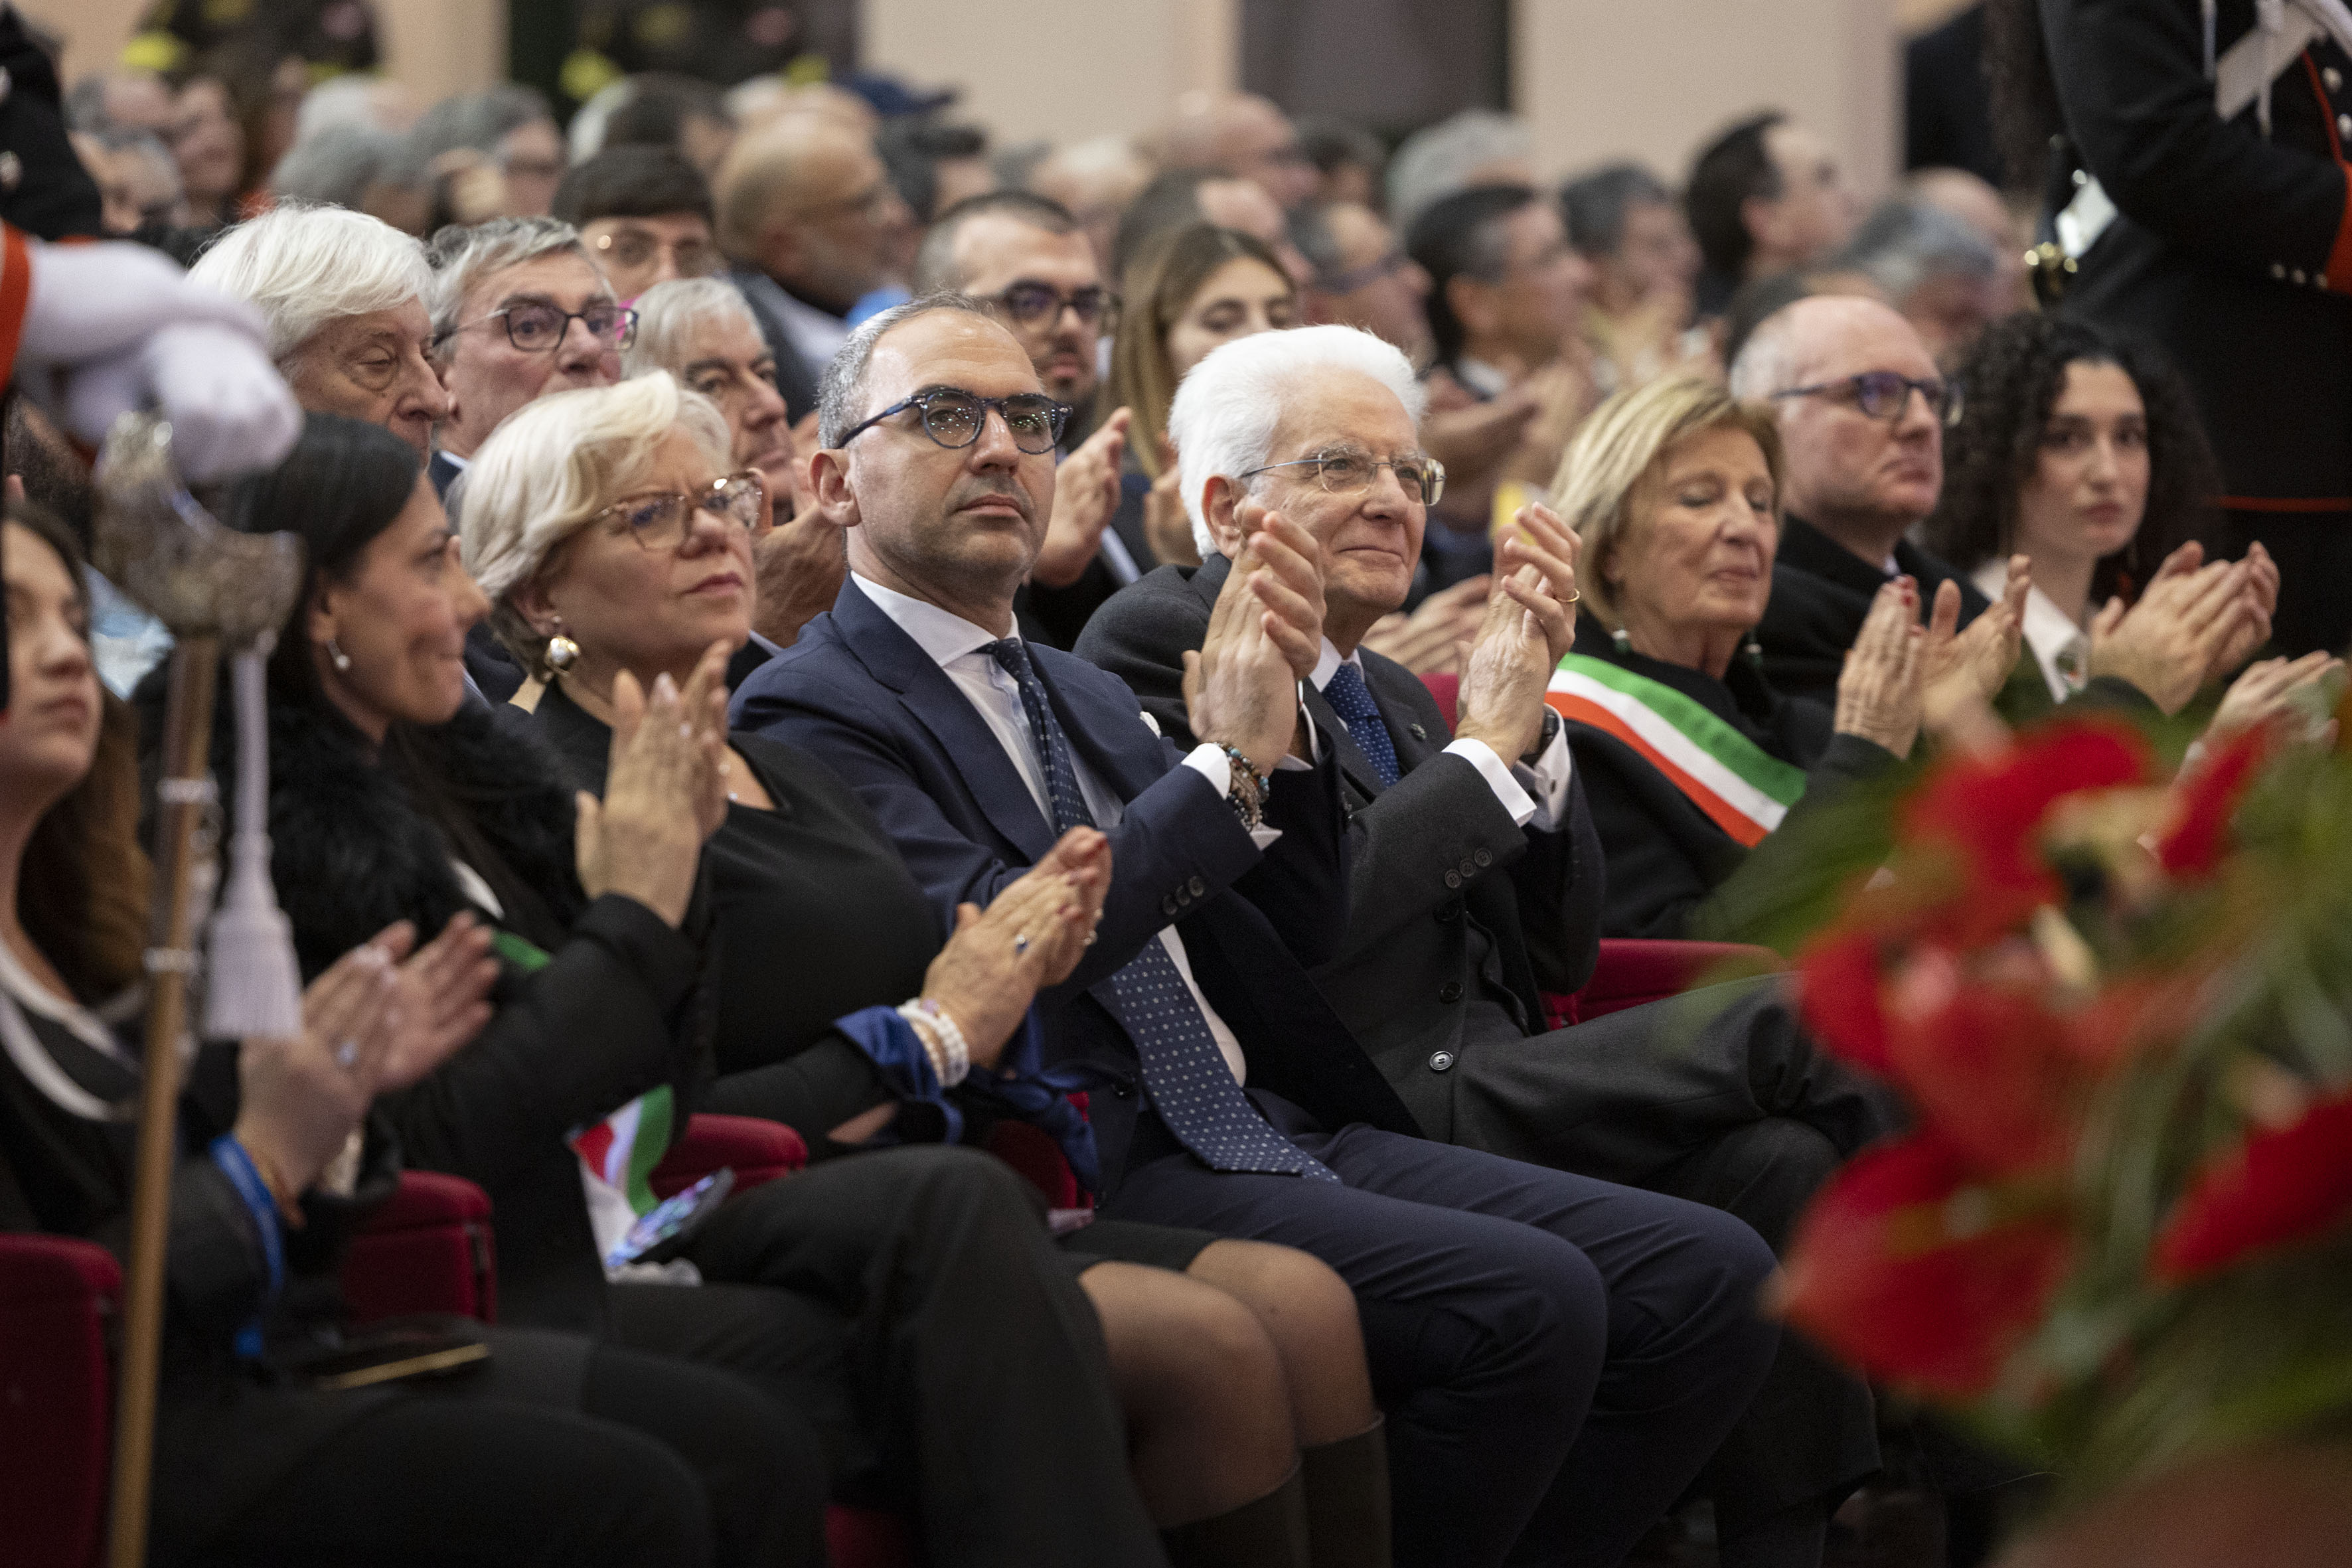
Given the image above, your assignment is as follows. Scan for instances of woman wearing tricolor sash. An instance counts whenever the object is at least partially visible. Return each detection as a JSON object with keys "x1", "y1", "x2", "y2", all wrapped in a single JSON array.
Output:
[{"x1": 1546, "y1": 376, "x2": 1937, "y2": 941}]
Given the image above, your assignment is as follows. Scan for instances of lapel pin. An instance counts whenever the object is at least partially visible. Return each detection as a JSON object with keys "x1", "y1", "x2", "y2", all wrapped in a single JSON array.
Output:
[{"x1": 1408, "y1": 722, "x2": 1427, "y2": 741}]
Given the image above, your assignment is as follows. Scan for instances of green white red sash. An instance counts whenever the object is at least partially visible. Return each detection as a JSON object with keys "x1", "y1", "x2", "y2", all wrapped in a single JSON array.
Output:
[{"x1": 1547, "y1": 653, "x2": 1808, "y2": 847}]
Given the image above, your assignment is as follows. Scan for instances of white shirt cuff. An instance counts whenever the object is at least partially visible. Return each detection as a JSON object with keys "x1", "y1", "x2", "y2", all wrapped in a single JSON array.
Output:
[
  {"x1": 1443, "y1": 737, "x2": 1537, "y2": 827},
  {"x1": 1511, "y1": 720, "x2": 1575, "y2": 829},
  {"x1": 1183, "y1": 742, "x2": 1282, "y2": 848}
]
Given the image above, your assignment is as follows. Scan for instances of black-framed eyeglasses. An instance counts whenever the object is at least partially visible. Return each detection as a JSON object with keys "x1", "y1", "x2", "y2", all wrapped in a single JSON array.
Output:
[
  {"x1": 987, "y1": 283, "x2": 1119, "y2": 330},
  {"x1": 592, "y1": 471, "x2": 767, "y2": 550},
  {"x1": 1237, "y1": 447, "x2": 1446, "y2": 507},
  {"x1": 838, "y1": 388, "x2": 1072, "y2": 455},
  {"x1": 438, "y1": 301, "x2": 638, "y2": 353},
  {"x1": 1315, "y1": 249, "x2": 1411, "y2": 295},
  {"x1": 1770, "y1": 371, "x2": 1964, "y2": 426}
]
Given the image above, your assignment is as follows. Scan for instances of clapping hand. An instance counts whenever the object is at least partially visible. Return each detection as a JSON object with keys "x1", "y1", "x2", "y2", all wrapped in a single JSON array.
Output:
[
  {"x1": 2088, "y1": 546, "x2": 2258, "y2": 715},
  {"x1": 375, "y1": 913, "x2": 502, "y2": 1091},
  {"x1": 231, "y1": 939, "x2": 403, "y2": 1200},
  {"x1": 1359, "y1": 574, "x2": 1491, "y2": 675},
  {"x1": 1141, "y1": 434, "x2": 1200, "y2": 568},
  {"x1": 919, "y1": 827, "x2": 1111, "y2": 1071},
  {"x1": 576, "y1": 641, "x2": 732, "y2": 927},
  {"x1": 1834, "y1": 578, "x2": 1928, "y2": 759},
  {"x1": 1032, "y1": 409, "x2": 1131, "y2": 588},
  {"x1": 1454, "y1": 503, "x2": 1581, "y2": 761},
  {"x1": 2205, "y1": 650, "x2": 2344, "y2": 749},
  {"x1": 1185, "y1": 510, "x2": 1322, "y2": 773},
  {"x1": 1922, "y1": 560, "x2": 2027, "y2": 732}
]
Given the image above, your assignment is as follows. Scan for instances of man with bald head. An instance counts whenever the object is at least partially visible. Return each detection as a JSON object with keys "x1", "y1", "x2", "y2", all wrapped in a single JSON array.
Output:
[
  {"x1": 1161, "y1": 91, "x2": 1318, "y2": 209},
  {"x1": 718, "y1": 112, "x2": 915, "y2": 420},
  {"x1": 1730, "y1": 293, "x2": 1990, "y2": 703}
]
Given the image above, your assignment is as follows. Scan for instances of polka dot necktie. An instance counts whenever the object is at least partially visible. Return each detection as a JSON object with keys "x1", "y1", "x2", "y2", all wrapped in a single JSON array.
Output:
[
  {"x1": 984, "y1": 639, "x2": 1336, "y2": 1180},
  {"x1": 1321, "y1": 662, "x2": 1401, "y2": 789}
]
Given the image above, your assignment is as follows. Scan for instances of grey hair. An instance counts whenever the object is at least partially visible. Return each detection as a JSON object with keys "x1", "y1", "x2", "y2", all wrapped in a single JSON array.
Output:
[
  {"x1": 268, "y1": 123, "x2": 400, "y2": 209},
  {"x1": 424, "y1": 216, "x2": 595, "y2": 345},
  {"x1": 295, "y1": 76, "x2": 397, "y2": 143},
  {"x1": 815, "y1": 292, "x2": 1002, "y2": 449},
  {"x1": 1836, "y1": 198, "x2": 1999, "y2": 306},
  {"x1": 1726, "y1": 305, "x2": 1799, "y2": 402},
  {"x1": 459, "y1": 372, "x2": 732, "y2": 677},
  {"x1": 1166, "y1": 323, "x2": 1426, "y2": 559},
  {"x1": 1387, "y1": 110, "x2": 1533, "y2": 230},
  {"x1": 622, "y1": 276, "x2": 762, "y2": 378},
  {"x1": 410, "y1": 85, "x2": 555, "y2": 164},
  {"x1": 188, "y1": 203, "x2": 434, "y2": 360}
]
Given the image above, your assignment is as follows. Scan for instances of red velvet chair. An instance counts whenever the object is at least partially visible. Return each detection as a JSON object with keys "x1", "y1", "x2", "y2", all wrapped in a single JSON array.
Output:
[
  {"x1": 1543, "y1": 939, "x2": 1784, "y2": 1029},
  {"x1": 0, "y1": 1231, "x2": 119, "y2": 1568}
]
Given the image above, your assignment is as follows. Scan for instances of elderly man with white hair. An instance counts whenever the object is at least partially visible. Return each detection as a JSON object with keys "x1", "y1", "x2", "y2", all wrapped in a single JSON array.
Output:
[
  {"x1": 190, "y1": 202, "x2": 451, "y2": 455},
  {"x1": 734, "y1": 295, "x2": 1782, "y2": 1568},
  {"x1": 1080, "y1": 321, "x2": 1912, "y2": 1568}
]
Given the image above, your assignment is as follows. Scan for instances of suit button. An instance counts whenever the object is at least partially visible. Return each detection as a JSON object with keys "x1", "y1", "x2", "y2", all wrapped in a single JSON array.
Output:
[
  {"x1": 1472, "y1": 848, "x2": 1493, "y2": 868},
  {"x1": 2274, "y1": 262, "x2": 2289, "y2": 279},
  {"x1": 2294, "y1": 269, "x2": 2309, "y2": 285},
  {"x1": 1188, "y1": 875, "x2": 1206, "y2": 897},
  {"x1": 1428, "y1": 1050, "x2": 1456, "y2": 1072},
  {"x1": 1458, "y1": 856, "x2": 1476, "y2": 878},
  {"x1": 1439, "y1": 981, "x2": 1464, "y2": 1003},
  {"x1": 1435, "y1": 900, "x2": 1462, "y2": 923},
  {"x1": 2339, "y1": 113, "x2": 2351, "y2": 137},
  {"x1": 2327, "y1": 66, "x2": 2343, "y2": 91},
  {"x1": 1162, "y1": 895, "x2": 1179, "y2": 917},
  {"x1": 1443, "y1": 870, "x2": 1462, "y2": 889}
]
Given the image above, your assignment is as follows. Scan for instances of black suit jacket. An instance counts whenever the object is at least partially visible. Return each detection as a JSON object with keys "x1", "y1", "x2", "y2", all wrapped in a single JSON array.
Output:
[
  {"x1": 729, "y1": 265, "x2": 825, "y2": 424},
  {"x1": 1076, "y1": 555, "x2": 1607, "y2": 1141},
  {"x1": 1753, "y1": 514, "x2": 1990, "y2": 707},
  {"x1": 731, "y1": 578, "x2": 1418, "y2": 1186},
  {"x1": 1017, "y1": 469, "x2": 1160, "y2": 650}
]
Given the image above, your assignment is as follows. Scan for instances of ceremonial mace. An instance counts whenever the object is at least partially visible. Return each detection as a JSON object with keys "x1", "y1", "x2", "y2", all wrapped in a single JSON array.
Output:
[{"x1": 92, "y1": 415, "x2": 305, "y2": 1568}]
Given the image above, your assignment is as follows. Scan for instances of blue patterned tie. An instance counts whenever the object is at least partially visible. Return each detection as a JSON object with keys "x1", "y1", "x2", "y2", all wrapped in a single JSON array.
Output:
[
  {"x1": 983, "y1": 639, "x2": 1335, "y2": 1180},
  {"x1": 1321, "y1": 661, "x2": 1401, "y2": 789}
]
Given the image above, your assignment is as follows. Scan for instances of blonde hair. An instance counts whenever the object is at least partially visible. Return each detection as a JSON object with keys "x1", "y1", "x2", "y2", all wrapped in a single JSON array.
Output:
[
  {"x1": 459, "y1": 372, "x2": 732, "y2": 678},
  {"x1": 1548, "y1": 374, "x2": 1784, "y2": 634}
]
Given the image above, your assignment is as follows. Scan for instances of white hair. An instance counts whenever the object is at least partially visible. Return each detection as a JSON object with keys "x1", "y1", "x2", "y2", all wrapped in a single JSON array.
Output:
[
  {"x1": 621, "y1": 276, "x2": 762, "y2": 378},
  {"x1": 1166, "y1": 323, "x2": 1426, "y2": 559},
  {"x1": 424, "y1": 216, "x2": 593, "y2": 345},
  {"x1": 459, "y1": 372, "x2": 732, "y2": 676},
  {"x1": 1387, "y1": 110, "x2": 1534, "y2": 230},
  {"x1": 188, "y1": 203, "x2": 433, "y2": 360}
]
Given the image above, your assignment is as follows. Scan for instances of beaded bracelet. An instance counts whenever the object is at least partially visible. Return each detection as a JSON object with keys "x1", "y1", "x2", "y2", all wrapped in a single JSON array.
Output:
[{"x1": 899, "y1": 998, "x2": 971, "y2": 1087}]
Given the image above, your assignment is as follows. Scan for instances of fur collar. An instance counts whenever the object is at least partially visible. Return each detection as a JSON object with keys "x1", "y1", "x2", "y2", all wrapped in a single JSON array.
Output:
[{"x1": 265, "y1": 698, "x2": 583, "y2": 978}]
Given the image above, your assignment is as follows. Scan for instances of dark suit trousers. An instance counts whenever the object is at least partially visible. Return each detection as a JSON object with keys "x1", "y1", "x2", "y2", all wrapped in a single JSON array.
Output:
[
  {"x1": 1439, "y1": 977, "x2": 1907, "y2": 1530},
  {"x1": 610, "y1": 1144, "x2": 1166, "y2": 1568},
  {"x1": 1103, "y1": 1095, "x2": 1779, "y2": 1568}
]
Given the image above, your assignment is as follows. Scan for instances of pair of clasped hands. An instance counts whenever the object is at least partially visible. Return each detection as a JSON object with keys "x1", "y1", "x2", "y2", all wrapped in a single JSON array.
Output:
[{"x1": 1185, "y1": 497, "x2": 1588, "y2": 787}]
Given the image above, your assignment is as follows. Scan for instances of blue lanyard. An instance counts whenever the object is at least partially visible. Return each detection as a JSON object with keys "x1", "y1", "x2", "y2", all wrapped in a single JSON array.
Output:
[{"x1": 208, "y1": 1135, "x2": 286, "y2": 1360}]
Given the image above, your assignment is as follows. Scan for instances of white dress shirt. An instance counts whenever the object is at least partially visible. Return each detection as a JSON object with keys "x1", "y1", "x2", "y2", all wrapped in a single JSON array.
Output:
[
  {"x1": 1310, "y1": 639, "x2": 1574, "y2": 828},
  {"x1": 1970, "y1": 560, "x2": 2088, "y2": 704},
  {"x1": 854, "y1": 574, "x2": 1257, "y2": 1083},
  {"x1": 740, "y1": 270, "x2": 850, "y2": 374}
]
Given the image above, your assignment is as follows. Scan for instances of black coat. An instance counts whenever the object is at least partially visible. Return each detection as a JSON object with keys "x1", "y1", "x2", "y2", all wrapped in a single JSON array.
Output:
[
  {"x1": 1753, "y1": 513, "x2": 1990, "y2": 707},
  {"x1": 265, "y1": 698, "x2": 714, "y2": 1331},
  {"x1": 2043, "y1": 0, "x2": 2352, "y2": 511},
  {"x1": 1560, "y1": 623, "x2": 1897, "y2": 941},
  {"x1": 1076, "y1": 554, "x2": 1605, "y2": 1142}
]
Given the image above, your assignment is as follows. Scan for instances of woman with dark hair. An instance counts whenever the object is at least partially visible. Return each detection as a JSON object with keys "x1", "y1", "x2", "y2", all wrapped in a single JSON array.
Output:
[
  {"x1": 1105, "y1": 223, "x2": 1298, "y2": 568},
  {"x1": 2, "y1": 501, "x2": 824, "y2": 1567},
  {"x1": 1922, "y1": 313, "x2": 2333, "y2": 718},
  {"x1": 222, "y1": 413, "x2": 1176, "y2": 1566}
]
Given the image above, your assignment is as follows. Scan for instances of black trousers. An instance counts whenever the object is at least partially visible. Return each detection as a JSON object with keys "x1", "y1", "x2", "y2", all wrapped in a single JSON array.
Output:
[
  {"x1": 615, "y1": 1142, "x2": 1167, "y2": 1568},
  {"x1": 1440, "y1": 977, "x2": 1906, "y2": 1532},
  {"x1": 188, "y1": 1326, "x2": 826, "y2": 1568},
  {"x1": 1102, "y1": 1093, "x2": 1780, "y2": 1568}
]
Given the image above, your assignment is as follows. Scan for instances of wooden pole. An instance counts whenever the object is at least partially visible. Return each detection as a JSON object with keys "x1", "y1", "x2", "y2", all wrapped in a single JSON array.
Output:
[{"x1": 106, "y1": 632, "x2": 219, "y2": 1568}]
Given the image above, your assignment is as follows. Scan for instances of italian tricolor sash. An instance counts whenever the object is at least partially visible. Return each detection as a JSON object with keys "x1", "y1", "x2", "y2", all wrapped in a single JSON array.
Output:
[{"x1": 1547, "y1": 653, "x2": 1808, "y2": 848}]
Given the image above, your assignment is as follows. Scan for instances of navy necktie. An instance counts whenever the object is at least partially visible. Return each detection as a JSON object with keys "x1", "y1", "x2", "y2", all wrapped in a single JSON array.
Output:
[
  {"x1": 1321, "y1": 661, "x2": 1400, "y2": 789},
  {"x1": 982, "y1": 638, "x2": 1335, "y2": 1181}
]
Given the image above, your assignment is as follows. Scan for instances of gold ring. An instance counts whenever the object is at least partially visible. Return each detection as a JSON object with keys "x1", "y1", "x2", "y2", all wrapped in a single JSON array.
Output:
[{"x1": 1564, "y1": 590, "x2": 1581, "y2": 603}]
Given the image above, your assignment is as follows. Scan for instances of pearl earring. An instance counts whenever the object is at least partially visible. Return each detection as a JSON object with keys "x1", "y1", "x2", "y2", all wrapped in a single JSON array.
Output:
[
  {"x1": 327, "y1": 637, "x2": 352, "y2": 672},
  {"x1": 546, "y1": 619, "x2": 580, "y2": 672},
  {"x1": 1610, "y1": 626, "x2": 1631, "y2": 655}
]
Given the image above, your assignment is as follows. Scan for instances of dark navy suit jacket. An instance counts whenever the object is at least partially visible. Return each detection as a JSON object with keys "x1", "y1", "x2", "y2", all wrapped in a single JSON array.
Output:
[{"x1": 730, "y1": 578, "x2": 1419, "y2": 1186}]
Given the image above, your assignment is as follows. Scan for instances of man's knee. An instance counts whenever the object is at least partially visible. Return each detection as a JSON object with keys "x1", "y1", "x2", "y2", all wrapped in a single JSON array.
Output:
[{"x1": 1671, "y1": 1117, "x2": 1843, "y2": 1253}]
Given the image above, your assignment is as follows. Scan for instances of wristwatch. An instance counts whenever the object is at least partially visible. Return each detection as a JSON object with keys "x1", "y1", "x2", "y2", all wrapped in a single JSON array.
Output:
[
  {"x1": 1217, "y1": 744, "x2": 1267, "y2": 831},
  {"x1": 1519, "y1": 707, "x2": 1561, "y2": 766}
]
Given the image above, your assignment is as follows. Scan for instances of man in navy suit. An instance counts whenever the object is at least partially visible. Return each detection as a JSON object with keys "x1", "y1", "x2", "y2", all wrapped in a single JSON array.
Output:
[{"x1": 732, "y1": 293, "x2": 1779, "y2": 1568}]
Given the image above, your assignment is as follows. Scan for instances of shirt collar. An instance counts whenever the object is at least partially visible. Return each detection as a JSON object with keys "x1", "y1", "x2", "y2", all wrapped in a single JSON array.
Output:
[
  {"x1": 853, "y1": 572, "x2": 1011, "y2": 668},
  {"x1": 1454, "y1": 356, "x2": 1509, "y2": 399},
  {"x1": 435, "y1": 447, "x2": 470, "y2": 472},
  {"x1": 1970, "y1": 559, "x2": 2088, "y2": 697},
  {"x1": 1309, "y1": 637, "x2": 1360, "y2": 692}
]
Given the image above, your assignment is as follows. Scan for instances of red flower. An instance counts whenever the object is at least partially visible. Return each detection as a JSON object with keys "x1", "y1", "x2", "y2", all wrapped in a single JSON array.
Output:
[
  {"x1": 2151, "y1": 1085, "x2": 2352, "y2": 1283},
  {"x1": 1796, "y1": 929, "x2": 1892, "y2": 1073},
  {"x1": 1899, "y1": 722, "x2": 2154, "y2": 943},
  {"x1": 1780, "y1": 1133, "x2": 2072, "y2": 1397},
  {"x1": 2156, "y1": 726, "x2": 2272, "y2": 877},
  {"x1": 1880, "y1": 947, "x2": 2086, "y2": 1174}
]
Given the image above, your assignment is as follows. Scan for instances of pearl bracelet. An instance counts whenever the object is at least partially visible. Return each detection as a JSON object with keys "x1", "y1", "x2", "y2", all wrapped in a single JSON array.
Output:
[{"x1": 899, "y1": 998, "x2": 971, "y2": 1087}]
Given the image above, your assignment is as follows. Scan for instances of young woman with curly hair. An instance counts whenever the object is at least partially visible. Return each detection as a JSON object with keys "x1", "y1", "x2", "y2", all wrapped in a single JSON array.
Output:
[{"x1": 1921, "y1": 312, "x2": 2229, "y2": 703}]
